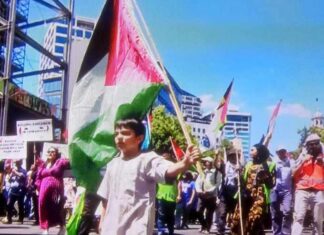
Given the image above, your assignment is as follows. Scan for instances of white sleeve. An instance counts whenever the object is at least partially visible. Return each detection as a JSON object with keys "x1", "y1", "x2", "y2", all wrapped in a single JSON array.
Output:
[
  {"x1": 195, "y1": 174, "x2": 203, "y2": 193},
  {"x1": 97, "y1": 165, "x2": 111, "y2": 200},
  {"x1": 145, "y1": 153, "x2": 172, "y2": 183}
]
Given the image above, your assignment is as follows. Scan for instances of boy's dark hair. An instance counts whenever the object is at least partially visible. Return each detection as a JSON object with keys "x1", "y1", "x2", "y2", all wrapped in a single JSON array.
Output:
[{"x1": 114, "y1": 118, "x2": 145, "y2": 137}]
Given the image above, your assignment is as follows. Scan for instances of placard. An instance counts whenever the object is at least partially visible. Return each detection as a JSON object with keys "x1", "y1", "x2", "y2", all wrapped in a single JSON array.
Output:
[
  {"x1": 0, "y1": 136, "x2": 27, "y2": 160},
  {"x1": 17, "y1": 119, "x2": 53, "y2": 141}
]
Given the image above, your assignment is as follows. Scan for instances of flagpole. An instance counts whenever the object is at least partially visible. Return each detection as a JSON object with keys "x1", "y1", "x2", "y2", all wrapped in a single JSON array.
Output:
[{"x1": 133, "y1": 0, "x2": 204, "y2": 176}]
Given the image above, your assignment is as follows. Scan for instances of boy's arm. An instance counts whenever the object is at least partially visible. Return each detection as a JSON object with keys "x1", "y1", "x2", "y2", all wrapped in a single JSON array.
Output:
[{"x1": 165, "y1": 145, "x2": 200, "y2": 181}]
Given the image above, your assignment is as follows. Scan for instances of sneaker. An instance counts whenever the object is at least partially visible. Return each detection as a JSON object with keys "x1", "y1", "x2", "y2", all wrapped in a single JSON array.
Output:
[{"x1": 2, "y1": 218, "x2": 12, "y2": 224}]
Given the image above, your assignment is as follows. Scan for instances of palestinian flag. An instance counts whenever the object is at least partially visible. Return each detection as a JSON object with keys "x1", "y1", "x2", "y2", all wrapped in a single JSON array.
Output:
[{"x1": 68, "y1": 0, "x2": 164, "y2": 193}]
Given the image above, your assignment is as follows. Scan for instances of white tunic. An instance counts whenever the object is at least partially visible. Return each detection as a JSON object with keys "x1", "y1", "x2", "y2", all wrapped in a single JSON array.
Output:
[{"x1": 97, "y1": 151, "x2": 172, "y2": 235}]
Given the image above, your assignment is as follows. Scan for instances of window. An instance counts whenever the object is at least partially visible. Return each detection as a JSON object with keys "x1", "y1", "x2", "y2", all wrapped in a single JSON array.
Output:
[
  {"x1": 43, "y1": 79, "x2": 62, "y2": 93},
  {"x1": 198, "y1": 128, "x2": 200, "y2": 133},
  {"x1": 56, "y1": 26, "x2": 67, "y2": 34},
  {"x1": 55, "y1": 46, "x2": 64, "y2": 54},
  {"x1": 56, "y1": 36, "x2": 67, "y2": 44},
  {"x1": 193, "y1": 127, "x2": 196, "y2": 132},
  {"x1": 76, "y1": 30, "x2": 83, "y2": 37},
  {"x1": 85, "y1": 31, "x2": 92, "y2": 39}
]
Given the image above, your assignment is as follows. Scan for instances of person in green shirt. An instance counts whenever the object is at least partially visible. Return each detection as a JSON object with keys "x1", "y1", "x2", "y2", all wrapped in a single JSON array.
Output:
[{"x1": 156, "y1": 153, "x2": 178, "y2": 235}]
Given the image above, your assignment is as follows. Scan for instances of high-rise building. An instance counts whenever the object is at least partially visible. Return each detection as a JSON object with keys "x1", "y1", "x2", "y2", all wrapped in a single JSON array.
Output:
[
  {"x1": 223, "y1": 110, "x2": 252, "y2": 160},
  {"x1": 38, "y1": 16, "x2": 95, "y2": 118}
]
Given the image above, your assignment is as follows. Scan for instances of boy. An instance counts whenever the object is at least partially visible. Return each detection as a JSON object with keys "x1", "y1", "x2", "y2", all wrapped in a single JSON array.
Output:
[{"x1": 97, "y1": 118, "x2": 200, "y2": 235}]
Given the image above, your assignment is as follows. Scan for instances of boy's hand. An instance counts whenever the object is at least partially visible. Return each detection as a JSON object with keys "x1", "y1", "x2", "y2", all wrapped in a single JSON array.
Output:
[{"x1": 184, "y1": 145, "x2": 200, "y2": 165}]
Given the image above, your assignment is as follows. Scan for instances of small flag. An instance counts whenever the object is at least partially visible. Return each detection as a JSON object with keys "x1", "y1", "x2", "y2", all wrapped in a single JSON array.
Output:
[{"x1": 170, "y1": 138, "x2": 185, "y2": 161}]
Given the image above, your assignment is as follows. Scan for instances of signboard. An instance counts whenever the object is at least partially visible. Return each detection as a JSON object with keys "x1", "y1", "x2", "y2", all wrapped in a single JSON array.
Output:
[
  {"x1": 0, "y1": 136, "x2": 27, "y2": 160},
  {"x1": 42, "y1": 142, "x2": 68, "y2": 160},
  {"x1": 17, "y1": 119, "x2": 53, "y2": 142}
]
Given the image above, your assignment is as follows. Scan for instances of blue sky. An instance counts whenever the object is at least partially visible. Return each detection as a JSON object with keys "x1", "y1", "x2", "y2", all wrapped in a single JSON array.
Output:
[{"x1": 23, "y1": 0, "x2": 324, "y2": 153}]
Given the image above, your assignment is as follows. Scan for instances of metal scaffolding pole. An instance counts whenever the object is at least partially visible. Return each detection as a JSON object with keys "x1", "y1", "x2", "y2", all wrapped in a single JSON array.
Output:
[
  {"x1": 61, "y1": 0, "x2": 74, "y2": 129},
  {"x1": 1, "y1": 0, "x2": 17, "y2": 135}
]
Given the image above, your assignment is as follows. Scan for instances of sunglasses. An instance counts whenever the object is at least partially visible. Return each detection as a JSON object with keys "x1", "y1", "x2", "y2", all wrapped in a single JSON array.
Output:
[{"x1": 307, "y1": 142, "x2": 320, "y2": 147}]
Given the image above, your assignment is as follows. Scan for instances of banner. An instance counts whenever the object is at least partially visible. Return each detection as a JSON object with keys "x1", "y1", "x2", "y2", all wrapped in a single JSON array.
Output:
[
  {"x1": 17, "y1": 119, "x2": 53, "y2": 141},
  {"x1": 0, "y1": 136, "x2": 27, "y2": 160}
]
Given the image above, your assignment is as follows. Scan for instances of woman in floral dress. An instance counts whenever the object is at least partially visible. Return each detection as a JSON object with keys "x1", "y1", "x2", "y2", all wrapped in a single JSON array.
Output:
[{"x1": 231, "y1": 144, "x2": 276, "y2": 235}]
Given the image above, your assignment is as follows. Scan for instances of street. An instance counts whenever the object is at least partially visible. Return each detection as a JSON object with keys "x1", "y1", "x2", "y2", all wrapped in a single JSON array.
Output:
[{"x1": 0, "y1": 218, "x2": 314, "y2": 235}]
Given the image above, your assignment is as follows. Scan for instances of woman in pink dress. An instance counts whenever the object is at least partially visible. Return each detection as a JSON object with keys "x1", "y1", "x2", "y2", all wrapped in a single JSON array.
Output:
[{"x1": 36, "y1": 147, "x2": 70, "y2": 235}]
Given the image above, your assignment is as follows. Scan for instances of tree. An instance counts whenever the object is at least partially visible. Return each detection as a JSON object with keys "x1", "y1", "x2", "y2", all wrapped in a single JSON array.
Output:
[{"x1": 150, "y1": 106, "x2": 196, "y2": 154}]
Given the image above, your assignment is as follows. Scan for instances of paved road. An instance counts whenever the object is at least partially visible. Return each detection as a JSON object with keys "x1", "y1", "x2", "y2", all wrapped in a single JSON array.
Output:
[{"x1": 0, "y1": 218, "x2": 314, "y2": 235}]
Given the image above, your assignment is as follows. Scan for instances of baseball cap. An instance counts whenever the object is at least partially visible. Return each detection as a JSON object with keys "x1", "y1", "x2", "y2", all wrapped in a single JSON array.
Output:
[{"x1": 305, "y1": 133, "x2": 320, "y2": 143}]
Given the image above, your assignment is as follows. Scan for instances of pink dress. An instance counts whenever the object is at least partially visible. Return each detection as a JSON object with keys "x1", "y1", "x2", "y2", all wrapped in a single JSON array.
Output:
[{"x1": 36, "y1": 158, "x2": 70, "y2": 229}]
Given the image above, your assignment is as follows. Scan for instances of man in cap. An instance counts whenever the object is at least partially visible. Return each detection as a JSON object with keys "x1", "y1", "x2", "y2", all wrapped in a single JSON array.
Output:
[
  {"x1": 270, "y1": 146, "x2": 295, "y2": 235},
  {"x1": 195, "y1": 156, "x2": 222, "y2": 234},
  {"x1": 292, "y1": 133, "x2": 324, "y2": 235}
]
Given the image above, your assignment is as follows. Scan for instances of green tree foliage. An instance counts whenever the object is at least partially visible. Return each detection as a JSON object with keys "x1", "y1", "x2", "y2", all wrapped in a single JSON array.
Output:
[{"x1": 150, "y1": 106, "x2": 196, "y2": 154}]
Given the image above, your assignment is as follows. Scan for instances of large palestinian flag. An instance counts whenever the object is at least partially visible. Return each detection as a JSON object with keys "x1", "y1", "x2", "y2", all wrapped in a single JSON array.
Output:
[{"x1": 68, "y1": 0, "x2": 165, "y2": 193}]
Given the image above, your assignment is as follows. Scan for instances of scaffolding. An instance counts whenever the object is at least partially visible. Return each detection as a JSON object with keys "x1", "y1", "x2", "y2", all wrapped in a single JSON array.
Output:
[{"x1": 0, "y1": 0, "x2": 74, "y2": 135}]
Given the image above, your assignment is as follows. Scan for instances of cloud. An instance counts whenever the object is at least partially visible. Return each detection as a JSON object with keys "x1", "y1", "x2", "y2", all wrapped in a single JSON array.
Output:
[
  {"x1": 267, "y1": 103, "x2": 312, "y2": 118},
  {"x1": 200, "y1": 94, "x2": 240, "y2": 113},
  {"x1": 200, "y1": 94, "x2": 218, "y2": 112}
]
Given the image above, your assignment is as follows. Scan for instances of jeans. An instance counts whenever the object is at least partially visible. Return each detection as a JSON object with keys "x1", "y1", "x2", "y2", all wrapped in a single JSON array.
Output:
[
  {"x1": 292, "y1": 189, "x2": 324, "y2": 235},
  {"x1": 7, "y1": 193, "x2": 25, "y2": 223},
  {"x1": 157, "y1": 199, "x2": 176, "y2": 235},
  {"x1": 270, "y1": 189, "x2": 293, "y2": 235}
]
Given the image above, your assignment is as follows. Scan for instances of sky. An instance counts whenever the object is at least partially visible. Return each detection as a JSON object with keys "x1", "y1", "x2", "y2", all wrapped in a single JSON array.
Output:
[{"x1": 22, "y1": 0, "x2": 324, "y2": 154}]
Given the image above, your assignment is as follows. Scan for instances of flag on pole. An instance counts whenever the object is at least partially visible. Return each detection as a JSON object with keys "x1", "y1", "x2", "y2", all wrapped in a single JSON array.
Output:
[
  {"x1": 68, "y1": 0, "x2": 164, "y2": 193},
  {"x1": 266, "y1": 99, "x2": 282, "y2": 137},
  {"x1": 215, "y1": 79, "x2": 234, "y2": 131},
  {"x1": 202, "y1": 80, "x2": 233, "y2": 150},
  {"x1": 170, "y1": 137, "x2": 185, "y2": 161}
]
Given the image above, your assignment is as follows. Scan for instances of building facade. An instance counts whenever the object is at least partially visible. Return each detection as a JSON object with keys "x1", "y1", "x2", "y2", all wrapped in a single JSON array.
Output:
[
  {"x1": 38, "y1": 16, "x2": 95, "y2": 118},
  {"x1": 222, "y1": 110, "x2": 252, "y2": 160}
]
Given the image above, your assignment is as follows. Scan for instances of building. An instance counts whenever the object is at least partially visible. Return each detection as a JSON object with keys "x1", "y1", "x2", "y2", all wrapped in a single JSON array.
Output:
[
  {"x1": 223, "y1": 110, "x2": 252, "y2": 160},
  {"x1": 38, "y1": 16, "x2": 95, "y2": 119},
  {"x1": 181, "y1": 94, "x2": 202, "y2": 119},
  {"x1": 311, "y1": 111, "x2": 324, "y2": 128}
]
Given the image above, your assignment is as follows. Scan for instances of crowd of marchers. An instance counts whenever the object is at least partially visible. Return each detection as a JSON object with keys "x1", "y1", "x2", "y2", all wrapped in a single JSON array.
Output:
[
  {"x1": 0, "y1": 126, "x2": 323, "y2": 235},
  {"x1": 156, "y1": 133, "x2": 324, "y2": 235}
]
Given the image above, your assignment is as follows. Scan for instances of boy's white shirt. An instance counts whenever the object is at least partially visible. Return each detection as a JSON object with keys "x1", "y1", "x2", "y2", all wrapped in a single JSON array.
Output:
[{"x1": 97, "y1": 151, "x2": 172, "y2": 235}]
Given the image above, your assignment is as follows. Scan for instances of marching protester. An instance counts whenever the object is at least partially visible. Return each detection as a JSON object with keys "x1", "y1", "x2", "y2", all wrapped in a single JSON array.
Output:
[
  {"x1": 195, "y1": 157, "x2": 222, "y2": 234},
  {"x1": 36, "y1": 147, "x2": 70, "y2": 235},
  {"x1": 231, "y1": 144, "x2": 276, "y2": 235},
  {"x1": 156, "y1": 152, "x2": 178, "y2": 235},
  {"x1": 217, "y1": 148, "x2": 241, "y2": 235},
  {"x1": 3, "y1": 159, "x2": 27, "y2": 225},
  {"x1": 1, "y1": 161, "x2": 12, "y2": 219},
  {"x1": 175, "y1": 171, "x2": 196, "y2": 230},
  {"x1": 292, "y1": 133, "x2": 324, "y2": 235},
  {"x1": 270, "y1": 146, "x2": 295, "y2": 235},
  {"x1": 97, "y1": 118, "x2": 200, "y2": 235}
]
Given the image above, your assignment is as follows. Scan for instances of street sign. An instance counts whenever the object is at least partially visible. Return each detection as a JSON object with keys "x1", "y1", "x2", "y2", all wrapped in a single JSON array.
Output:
[
  {"x1": 0, "y1": 136, "x2": 27, "y2": 160},
  {"x1": 16, "y1": 119, "x2": 53, "y2": 141}
]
